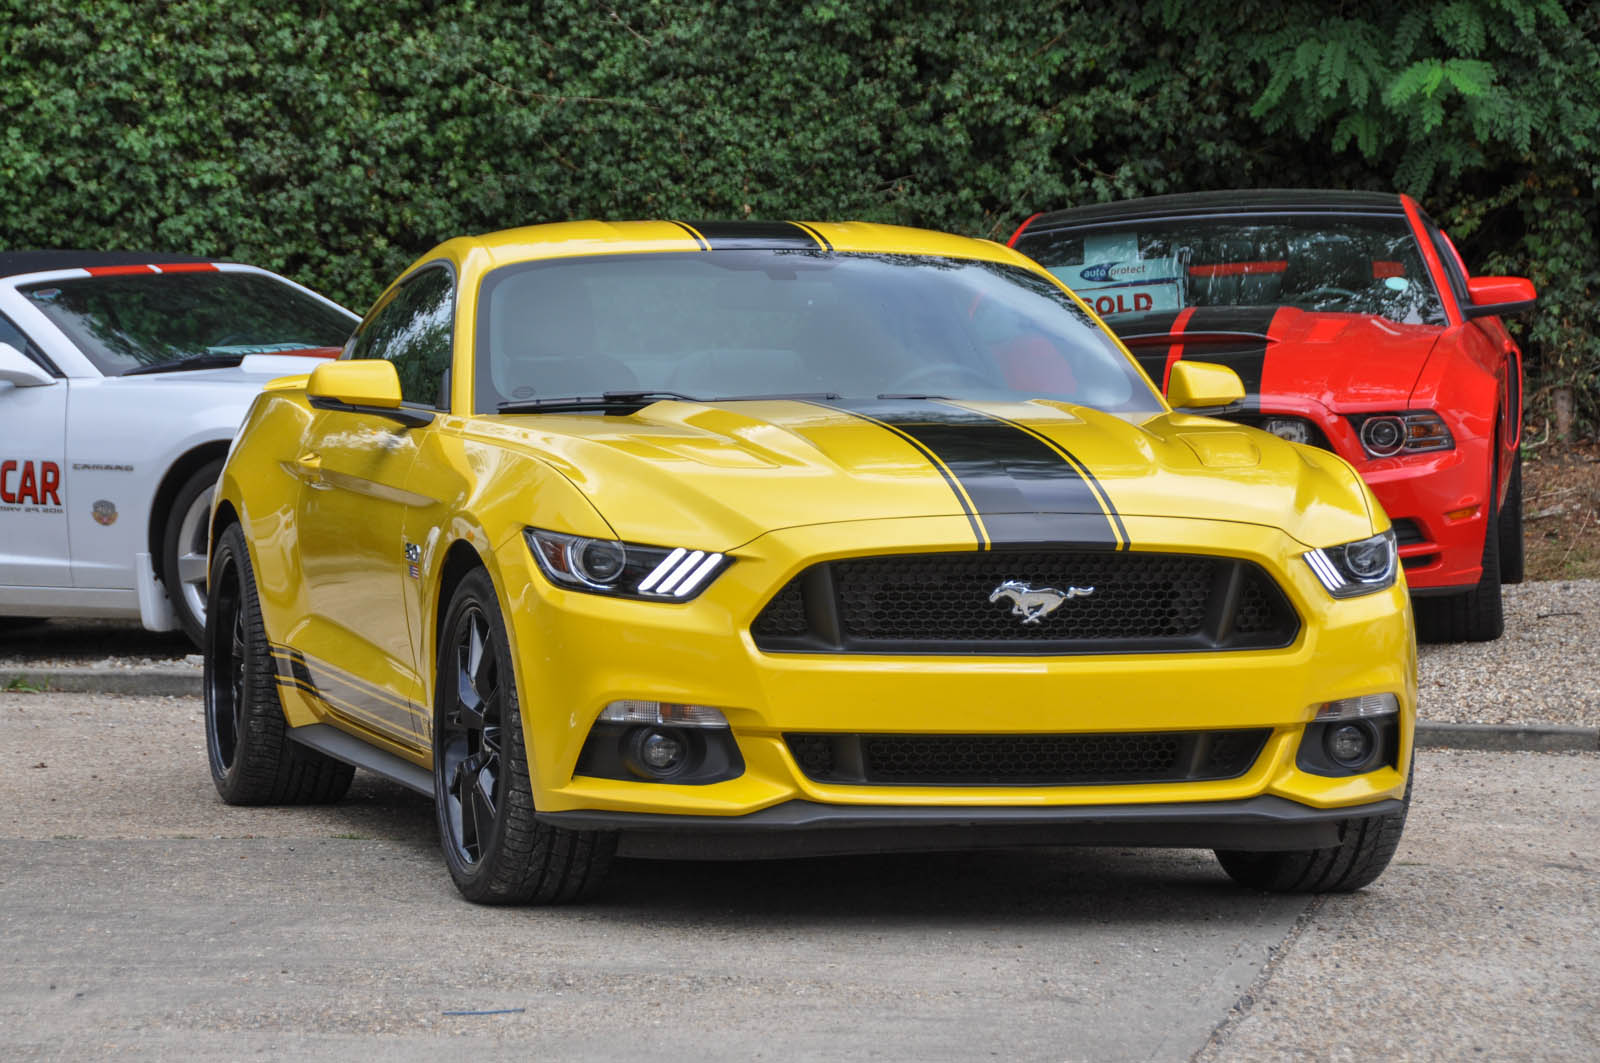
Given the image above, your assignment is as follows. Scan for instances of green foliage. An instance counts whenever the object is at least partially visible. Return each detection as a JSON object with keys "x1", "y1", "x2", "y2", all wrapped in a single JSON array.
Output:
[{"x1": 1, "y1": 0, "x2": 1596, "y2": 431}]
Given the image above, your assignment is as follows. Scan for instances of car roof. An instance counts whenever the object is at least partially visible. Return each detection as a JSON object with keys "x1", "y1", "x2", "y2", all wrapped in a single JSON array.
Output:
[
  {"x1": 433, "y1": 220, "x2": 1027, "y2": 275},
  {"x1": 0, "y1": 250, "x2": 214, "y2": 280},
  {"x1": 1018, "y1": 189, "x2": 1407, "y2": 235}
]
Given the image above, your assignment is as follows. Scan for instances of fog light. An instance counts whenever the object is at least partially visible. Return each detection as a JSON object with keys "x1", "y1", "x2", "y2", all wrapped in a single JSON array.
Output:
[
  {"x1": 1325, "y1": 722, "x2": 1375, "y2": 767},
  {"x1": 623, "y1": 725, "x2": 694, "y2": 780}
]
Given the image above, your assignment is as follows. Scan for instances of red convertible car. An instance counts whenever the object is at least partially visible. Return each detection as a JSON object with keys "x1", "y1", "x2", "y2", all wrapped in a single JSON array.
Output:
[{"x1": 1009, "y1": 190, "x2": 1536, "y2": 641}]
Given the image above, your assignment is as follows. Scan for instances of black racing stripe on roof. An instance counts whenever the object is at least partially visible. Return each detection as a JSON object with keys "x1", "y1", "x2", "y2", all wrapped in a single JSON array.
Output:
[
  {"x1": 681, "y1": 221, "x2": 828, "y2": 251},
  {"x1": 0, "y1": 250, "x2": 213, "y2": 280},
  {"x1": 814, "y1": 399, "x2": 1122, "y2": 549},
  {"x1": 670, "y1": 222, "x2": 710, "y2": 250}
]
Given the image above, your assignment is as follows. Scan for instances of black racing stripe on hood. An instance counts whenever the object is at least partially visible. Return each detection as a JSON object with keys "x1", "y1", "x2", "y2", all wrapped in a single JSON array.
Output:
[
  {"x1": 678, "y1": 221, "x2": 828, "y2": 251},
  {"x1": 1179, "y1": 307, "x2": 1279, "y2": 408},
  {"x1": 812, "y1": 399, "x2": 1123, "y2": 549}
]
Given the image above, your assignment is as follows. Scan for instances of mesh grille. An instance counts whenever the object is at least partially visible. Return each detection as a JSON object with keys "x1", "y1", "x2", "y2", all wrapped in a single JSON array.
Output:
[
  {"x1": 785, "y1": 729, "x2": 1271, "y2": 786},
  {"x1": 1389, "y1": 518, "x2": 1425, "y2": 546},
  {"x1": 752, "y1": 550, "x2": 1297, "y2": 654}
]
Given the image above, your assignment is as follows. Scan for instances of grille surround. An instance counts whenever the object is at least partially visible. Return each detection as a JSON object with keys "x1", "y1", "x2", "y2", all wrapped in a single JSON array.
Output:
[
  {"x1": 751, "y1": 549, "x2": 1299, "y2": 655},
  {"x1": 785, "y1": 729, "x2": 1273, "y2": 787}
]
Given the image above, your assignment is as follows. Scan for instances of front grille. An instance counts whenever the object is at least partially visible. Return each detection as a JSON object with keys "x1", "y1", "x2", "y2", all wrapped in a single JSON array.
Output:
[
  {"x1": 751, "y1": 550, "x2": 1299, "y2": 654},
  {"x1": 785, "y1": 729, "x2": 1272, "y2": 786}
]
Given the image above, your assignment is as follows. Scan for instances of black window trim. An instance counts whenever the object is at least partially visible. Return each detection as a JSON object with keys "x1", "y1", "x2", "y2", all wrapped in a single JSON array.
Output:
[{"x1": 0, "y1": 309, "x2": 64, "y2": 378}]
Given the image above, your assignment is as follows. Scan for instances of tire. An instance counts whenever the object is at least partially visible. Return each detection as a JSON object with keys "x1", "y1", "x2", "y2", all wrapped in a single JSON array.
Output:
[
  {"x1": 433, "y1": 568, "x2": 615, "y2": 905},
  {"x1": 163, "y1": 459, "x2": 223, "y2": 648},
  {"x1": 204, "y1": 523, "x2": 354, "y2": 805},
  {"x1": 1215, "y1": 778, "x2": 1411, "y2": 893},
  {"x1": 1498, "y1": 449, "x2": 1525, "y2": 584},
  {"x1": 1414, "y1": 468, "x2": 1505, "y2": 643}
]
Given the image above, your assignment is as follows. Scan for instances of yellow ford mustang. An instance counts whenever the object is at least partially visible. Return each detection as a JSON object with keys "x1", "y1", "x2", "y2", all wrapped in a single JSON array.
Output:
[{"x1": 204, "y1": 220, "x2": 1416, "y2": 904}]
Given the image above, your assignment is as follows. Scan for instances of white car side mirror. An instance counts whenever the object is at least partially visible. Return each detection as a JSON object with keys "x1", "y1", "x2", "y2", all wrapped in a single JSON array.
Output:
[{"x1": 0, "y1": 341, "x2": 56, "y2": 387}]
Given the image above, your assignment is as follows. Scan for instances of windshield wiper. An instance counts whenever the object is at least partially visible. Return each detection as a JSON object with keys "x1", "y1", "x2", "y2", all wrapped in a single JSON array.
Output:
[
  {"x1": 876, "y1": 393, "x2": 950, "y2": 401},
  {"x1": 498, "y1": 390, "x2": 701, "y2": 414},
  {"x1": 122, "y1": 352, "x2": 247, "y2": 376}
]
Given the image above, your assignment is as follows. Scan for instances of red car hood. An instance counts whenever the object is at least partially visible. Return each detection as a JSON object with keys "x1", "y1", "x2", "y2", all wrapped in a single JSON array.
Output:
[{"x1": 1111, "y1": 306, "x2": 1441, "y2": 410}]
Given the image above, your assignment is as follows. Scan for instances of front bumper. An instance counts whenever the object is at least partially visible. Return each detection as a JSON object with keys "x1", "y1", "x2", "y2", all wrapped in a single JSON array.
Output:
[
  {"x1": 492, "y1": 512, "x2": 1416, "y2": 830},
  {"x1": 540, "y1": 794, "x2": 1407, "y2": 859}
]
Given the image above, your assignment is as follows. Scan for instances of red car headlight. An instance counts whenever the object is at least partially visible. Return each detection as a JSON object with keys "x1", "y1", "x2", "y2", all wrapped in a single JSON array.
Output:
[{"x1": 1352, "y1": 411, "x2": 1454, "y2": 458}]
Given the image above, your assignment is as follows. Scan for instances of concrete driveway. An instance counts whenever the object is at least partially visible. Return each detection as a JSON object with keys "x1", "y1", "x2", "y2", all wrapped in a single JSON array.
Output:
[{"x1": 0, "y1": 692, "x2": 1595, "y2": 1061}]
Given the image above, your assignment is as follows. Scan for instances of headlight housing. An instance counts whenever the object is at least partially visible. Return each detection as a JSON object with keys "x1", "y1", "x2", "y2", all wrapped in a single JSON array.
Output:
[
  {"x1": 1304, "y1": 529, "x2": 1398, "y2": 598},
  {"x1": 525, "y1": 528, "x2": 729, "y2": 601},
  {"x1": 1352, "y1": 411, "x2": 1454, "y2": 459}
]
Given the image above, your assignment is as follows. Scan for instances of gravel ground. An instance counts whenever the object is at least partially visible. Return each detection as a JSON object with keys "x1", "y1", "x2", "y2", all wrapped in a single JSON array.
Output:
[{"x1": 4, "y1": 579, "x2": 1600, "y2": 729}]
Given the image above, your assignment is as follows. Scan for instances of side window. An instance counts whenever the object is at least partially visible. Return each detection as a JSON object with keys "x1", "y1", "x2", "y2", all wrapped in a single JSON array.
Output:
[
  {"x1": 349, "y1": 266, "x2": 455, "y2": 408},
  {"x1": 0, "y1": 312, "x2": 58, "y2": 375}
]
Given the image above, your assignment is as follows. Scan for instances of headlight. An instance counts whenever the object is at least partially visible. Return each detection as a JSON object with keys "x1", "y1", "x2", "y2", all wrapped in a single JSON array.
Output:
[
  {"x1": 524, "y1": 528, "x2": 729, "y2": 601},
  {"x1": 1353, "y1": 411, "x2": 1454, "y2": 458},
  {"x1": 1303, "y1": 529, "x2": 1398, "y2": 598}
]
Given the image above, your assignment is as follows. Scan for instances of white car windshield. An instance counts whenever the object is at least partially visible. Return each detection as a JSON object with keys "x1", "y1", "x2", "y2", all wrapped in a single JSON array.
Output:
[
  {"x1": 21, "y1": 271, "x2": 355, "y2": 376},
  {"x1": 475, "y1": 250, "x2": 1162, "y2": 414}
]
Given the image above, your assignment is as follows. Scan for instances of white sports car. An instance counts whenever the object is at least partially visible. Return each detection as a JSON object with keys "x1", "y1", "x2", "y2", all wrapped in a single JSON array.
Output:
[{"x1": 0, "y1": 251, "x2": 357, "y2": 645}]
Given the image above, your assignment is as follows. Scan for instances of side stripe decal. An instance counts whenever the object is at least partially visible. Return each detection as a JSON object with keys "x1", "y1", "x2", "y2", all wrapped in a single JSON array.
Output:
[
  {"x1": 270, "y1": 644, "x2": 429, "y2": 749},
  {"x1": 808, "y1": 399, "x2": 1125, "y2": 550}
]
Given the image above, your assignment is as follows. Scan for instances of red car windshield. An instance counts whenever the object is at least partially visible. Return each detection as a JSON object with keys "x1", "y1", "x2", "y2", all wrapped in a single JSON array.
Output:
[
  {"x1": 1015, "y1": 215, "x2": 1446, "y2": 327},
  {"x1": 20, "y1": 271, "x2": 355, "y2": 376}
]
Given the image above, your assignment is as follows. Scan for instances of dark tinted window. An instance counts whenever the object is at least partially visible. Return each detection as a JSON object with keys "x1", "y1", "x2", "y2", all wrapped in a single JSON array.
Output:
[
  {"x1": 350, "y1": 266, "x2": 455, "y2": 408},
  {"x1": 19, "y1": 271, "x2": 355, "y2": 376},
  {"x1": 1016, "y1": 214, "x2": 1446, "y2": 327},
  {"x1": 475, "y1": 251, "x2": 1161, "y2": 414}
]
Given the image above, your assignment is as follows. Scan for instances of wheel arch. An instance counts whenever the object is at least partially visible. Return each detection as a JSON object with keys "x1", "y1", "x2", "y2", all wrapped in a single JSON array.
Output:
[
  {"x1": 432, "y1": 538, "x2": 491, "y2": 678},
  {"x1": 147, "y1": 441, "x2": 230, "y2": 582}
]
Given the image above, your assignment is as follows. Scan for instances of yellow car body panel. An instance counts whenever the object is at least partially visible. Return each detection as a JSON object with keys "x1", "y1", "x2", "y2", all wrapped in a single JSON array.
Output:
[{"x1": 211, "y1": 218, "x2": 1417, "y2": 894}]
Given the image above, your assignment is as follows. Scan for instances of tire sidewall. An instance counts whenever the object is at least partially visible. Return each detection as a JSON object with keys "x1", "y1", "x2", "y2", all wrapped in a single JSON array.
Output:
[
  {"x1": 433, "y1": 570, "x2": 529, "y2": 893},
  {"x1": 203, "y1": 524, "x2": 252, "y2": 793}
]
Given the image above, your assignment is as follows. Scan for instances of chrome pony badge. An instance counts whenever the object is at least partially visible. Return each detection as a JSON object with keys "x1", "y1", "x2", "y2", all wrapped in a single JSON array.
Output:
[{"x1": 989, "y1": 579, "x2": 1094, "y2": 624}]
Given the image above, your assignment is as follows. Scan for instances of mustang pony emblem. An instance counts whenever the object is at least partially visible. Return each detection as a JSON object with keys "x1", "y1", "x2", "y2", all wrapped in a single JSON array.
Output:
[{"x1": 988, "y1": 580, "x2": 1094, "y2": 624}]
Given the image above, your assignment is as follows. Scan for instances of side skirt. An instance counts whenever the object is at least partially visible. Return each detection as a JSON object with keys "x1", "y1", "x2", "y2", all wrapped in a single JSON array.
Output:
[{"x1": 288, "y1": 722, "x2": 433, "y2": 797}]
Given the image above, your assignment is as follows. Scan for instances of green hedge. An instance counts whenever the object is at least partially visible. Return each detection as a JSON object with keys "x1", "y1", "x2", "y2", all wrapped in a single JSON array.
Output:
[{"x1": 3, "y1": 0, "x2": 1596, "y2": 431}]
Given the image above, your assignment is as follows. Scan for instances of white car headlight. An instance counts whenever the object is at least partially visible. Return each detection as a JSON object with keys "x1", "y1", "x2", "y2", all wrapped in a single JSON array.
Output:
[
  {"x1": 1304, "y1": 529, "x2": 1398, "y2": 598},
  {"x1": 524, "y1": 528, "x2": 729, "y2": 601}
]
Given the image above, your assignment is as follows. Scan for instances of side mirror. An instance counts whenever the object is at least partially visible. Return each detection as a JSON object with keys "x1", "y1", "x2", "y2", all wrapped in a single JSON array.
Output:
[
  {"x1": 0, "y1": 342, "x2": 56, "y2": 387},
  {"x1": 1463, "y1": 276, "x2": 1537, "y2": 320},
  {"x1": 1166, "y1": 361, "x2": 1246, "y2": 409},
  {"x1": 306, "y1": 359, "x2": 432, "y2": 427}
]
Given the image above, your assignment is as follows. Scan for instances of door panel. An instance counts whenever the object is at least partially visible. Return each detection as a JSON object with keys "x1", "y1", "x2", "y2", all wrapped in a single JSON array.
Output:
[{"x1": 0, "y1": 379, "x2": 69, "y2": 588}]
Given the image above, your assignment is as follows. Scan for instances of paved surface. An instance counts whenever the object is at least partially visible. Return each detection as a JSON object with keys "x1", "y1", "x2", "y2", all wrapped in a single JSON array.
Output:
[{"x1": 0, "y1": 692, "x2": 1595, "y2": 1061}]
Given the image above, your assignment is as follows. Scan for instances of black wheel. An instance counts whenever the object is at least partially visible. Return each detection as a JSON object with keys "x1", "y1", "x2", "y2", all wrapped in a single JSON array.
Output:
[
  {"x1": 1498, "y1": 449, "x2": 1525, "y2": 584},
  {"x1": 204, "y1": 523, "x2": 353, "y2": 805},
  {"x1": 433, "y1": 568, "x2": 614, "y2": 905},
  {"x1": 1414, "y1": 480, "x2": 1505, "y2": 643},
  {"x1": 1216, "y1": 778, "x2": 1410, "y2": 893},
  {"x1": 163, "y1": 459, "x2": 223, "y2": 648}
]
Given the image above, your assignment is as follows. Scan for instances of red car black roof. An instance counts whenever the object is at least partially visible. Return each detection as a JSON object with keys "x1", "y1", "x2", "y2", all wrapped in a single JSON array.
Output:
[{"x1": 1015, "y1": 189, "x2": 1408, "y2": 240}]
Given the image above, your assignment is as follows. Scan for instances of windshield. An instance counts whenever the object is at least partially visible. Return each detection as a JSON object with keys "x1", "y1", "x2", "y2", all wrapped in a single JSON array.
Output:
[
  {"x1": 475, "y1": 251, "x2": 1161, "y2": 414},
  {"x1": 20, "y1": 271, "x2": 356, "y2": 376},
  {"x1": 1014, "y1": 214, "x2": 1446, "y2": 327}
]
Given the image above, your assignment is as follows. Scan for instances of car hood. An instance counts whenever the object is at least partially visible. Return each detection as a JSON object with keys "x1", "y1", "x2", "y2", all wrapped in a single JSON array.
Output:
[
  {"x1": 474, "y1": 397, "x2": 1375, "y2": 552},
  {"x1": 108, "y1": 351, "x2": 340, "y2": 385},
  {"x1": 1112, "y1": 306, "x2": 1440, "y2": 409}
]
